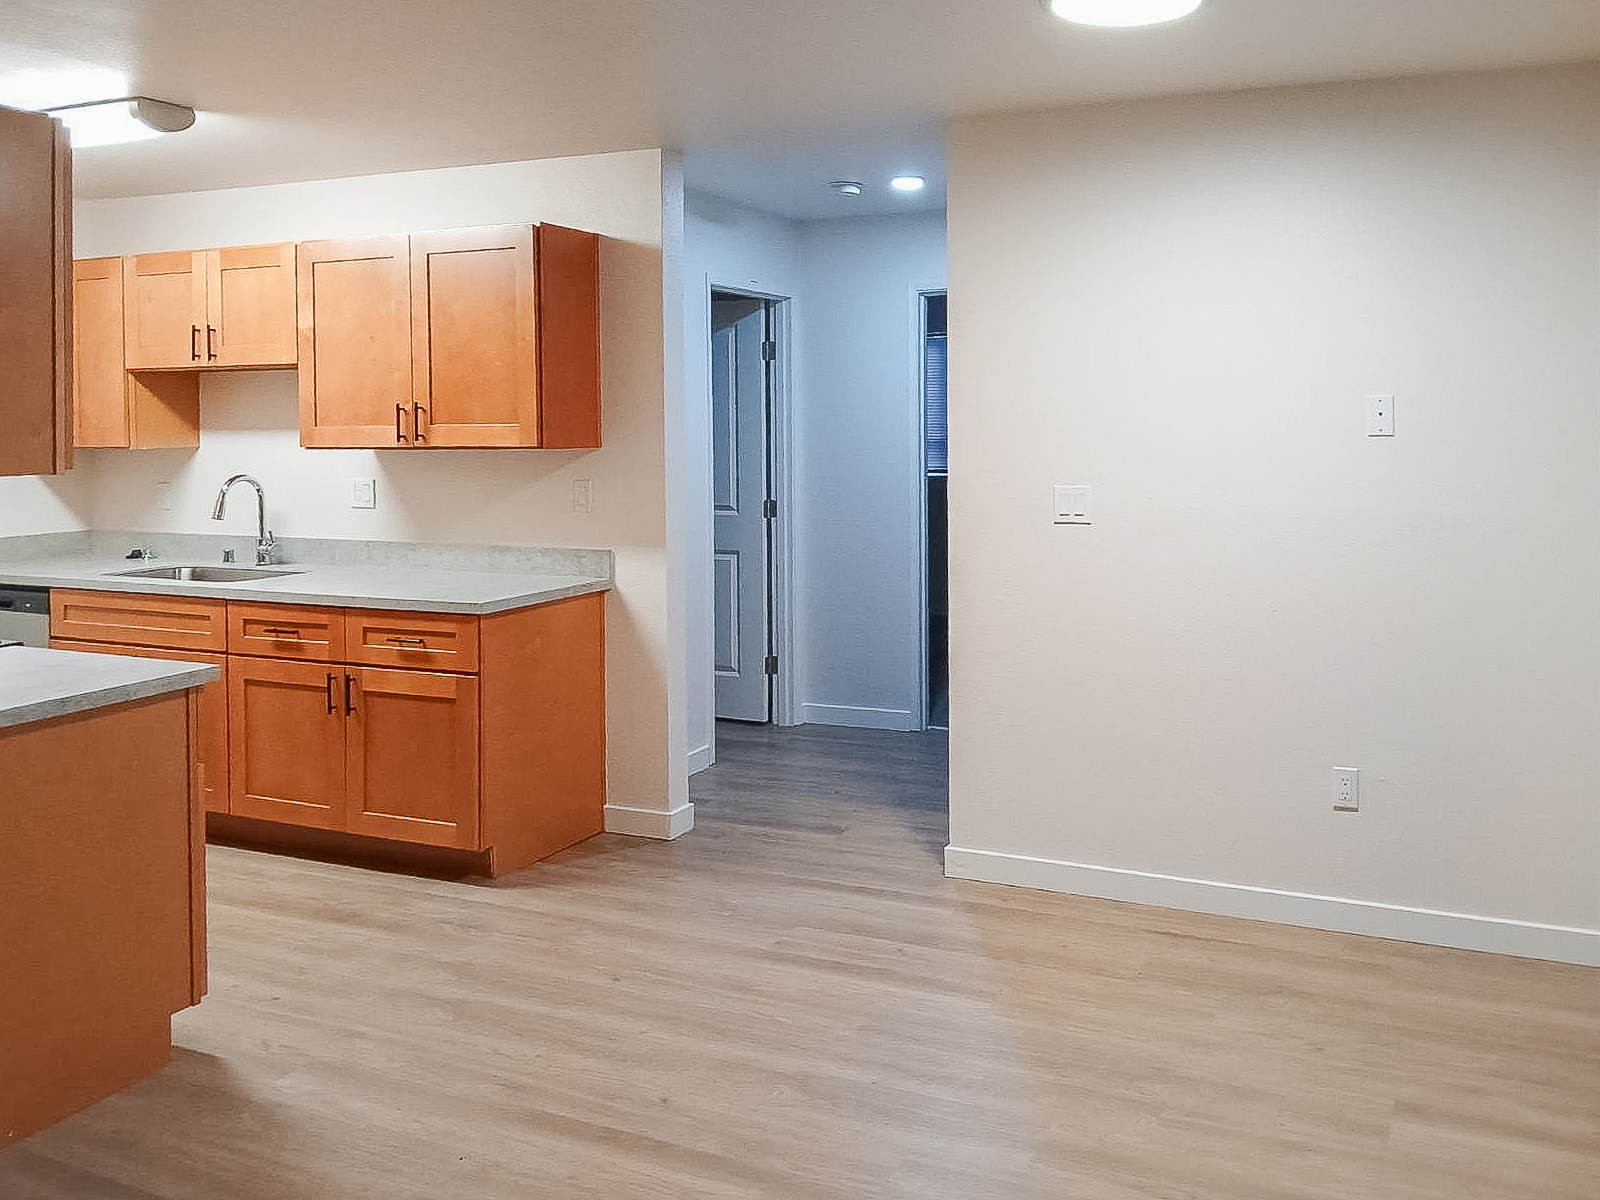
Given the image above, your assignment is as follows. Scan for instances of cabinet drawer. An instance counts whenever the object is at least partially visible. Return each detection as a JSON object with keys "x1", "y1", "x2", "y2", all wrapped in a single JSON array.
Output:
[
  {"x1": 228, "y1": 602, "x2": 346, "y2": 661},
  {"x1": 50, "y1": 589, "x2": 227, "y2": 652},
  {"x1": 346, "y1": 610, "x2": 479, "y2": 672}
]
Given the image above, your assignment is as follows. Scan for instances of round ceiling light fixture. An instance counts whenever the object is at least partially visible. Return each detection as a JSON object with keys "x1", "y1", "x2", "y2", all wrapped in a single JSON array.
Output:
[
  {"x1": 1044, "y1": 0, "x2": 1203, "y2": 28},
  {"x1": 830, "y1": 180, "x2": 864, "y2": 197},
  {"x1": 889, "y1": 175, "x2": 926, "y2": 193}
]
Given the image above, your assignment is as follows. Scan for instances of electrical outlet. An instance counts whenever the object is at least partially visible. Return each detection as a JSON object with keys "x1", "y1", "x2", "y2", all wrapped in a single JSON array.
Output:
[
  {"x1": 1333, "y1": 767, "x2": 1360, "y2": 811},
  {"x1": 1366, "y1": 393, "x2": 1395, "y2": 436},
  {"x1": 156, "y1": 482, "x2": 173, "y2": 513},
  {"x1": 350, "y1": 478, "x2": 376, "y2": 509},
  {"x1": 572, "y1": 478, "x2": 593, "y2": 514}
]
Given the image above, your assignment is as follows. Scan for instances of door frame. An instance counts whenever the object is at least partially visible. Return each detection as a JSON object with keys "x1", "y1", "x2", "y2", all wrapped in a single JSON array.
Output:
[
  {"x1": 911, "y1": 283, "x2": 947, "y2": 732},
  {"x1": 707, "y1": 282, "x2": 795, "y2": 736}
]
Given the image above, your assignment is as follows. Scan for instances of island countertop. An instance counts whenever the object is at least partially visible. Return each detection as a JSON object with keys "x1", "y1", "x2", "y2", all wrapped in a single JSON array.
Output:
[{"x1": 0, "y1": 645, "x2": 220, "y2": 731}]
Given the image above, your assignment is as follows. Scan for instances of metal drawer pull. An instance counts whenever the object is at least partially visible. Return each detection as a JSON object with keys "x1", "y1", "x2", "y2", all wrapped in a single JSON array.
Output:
[
  {"x1": 190, "y1": 325, "x2": 201, "y2": 360},
  {"x1": 206, "y1": 325, "x2": 218, "y2": 361},
  {"x1": 412, "y1": 402, "x2": 428, "y2": 443},
  {"x1": 325, "y1": 672, "x2": 337, "y2": 714},
  {"x1": 261, "y1": 626, "x2": 300, "y2": 638},
  {"x1": 344, "y1": 673, "x2": 356, "y2": 715},
  {"x1": 395, "y1": 403, "x2": 407, "y2": 443},
  {"x1": 386, "y1": 635, "x2": 426, "y2": 646}
]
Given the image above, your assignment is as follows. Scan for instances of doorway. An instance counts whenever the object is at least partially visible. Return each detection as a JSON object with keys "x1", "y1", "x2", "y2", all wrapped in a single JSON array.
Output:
[{"x1": 711, "y1": 290, "x2": 782, "y2": 723}]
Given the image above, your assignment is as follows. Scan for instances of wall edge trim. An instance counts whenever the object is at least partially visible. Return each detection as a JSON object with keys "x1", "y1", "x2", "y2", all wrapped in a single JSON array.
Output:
[
  {"x1": 801, "y1": 703, "x2": 916, "y2": 732},
  {"x1": 605, "y1": 802, "x2": 694, "y2": 840},
  {"x1": 943, "y1": 846, "x2": 1600, "y2": 967}
]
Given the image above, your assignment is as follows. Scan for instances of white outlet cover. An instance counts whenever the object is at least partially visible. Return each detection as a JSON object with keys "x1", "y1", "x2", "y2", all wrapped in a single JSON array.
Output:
[{"x1": 350, "y1": 478, "x2": 376, "y2": 509}]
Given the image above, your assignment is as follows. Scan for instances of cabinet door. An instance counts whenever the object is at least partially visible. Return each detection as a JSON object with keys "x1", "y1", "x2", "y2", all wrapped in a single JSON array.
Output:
[
  {"x1": 208, "y1": 244, "x2": 297, "y2": 367},
  {"x1": 297, "y1": 237, "x2": 413, "y2": 448},
  {"x1": 0, "y1": 106, "x2": 71, "y2": 477},
  {"x1": 410, "y1": 225, "x2": 537, "y2": 447},
  {"x1": 72, "y1": 257, "x2": 130, "y2": 447},
  {"x1": 51, "y1": 638, "x2": 230, "y2": 814},
  {"x1": 124, "y1": 251, "x2": 207, "y2": 369},
  {"x1": 228, "y1": 656, "x2": 348, "y2": 830},
  {"x1": 345, "y1": 667, "x2": 479, "y2": 848}
]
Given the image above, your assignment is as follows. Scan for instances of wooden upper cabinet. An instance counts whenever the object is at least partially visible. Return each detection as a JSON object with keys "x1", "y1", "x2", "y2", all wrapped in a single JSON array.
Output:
[
  {"x1": 124, "y1": 244, "x2": 297, "y2": 370},
  {"x1": 0, "y1": 105, "x2": 71, "y2": 477},
  {"x1": 297, "y1": 237, "x2": 413, "y2": 448},
  {"x1": 73, "y1": 257, "x2": 200, "y2": 449},
  {"x1": 298, "y1": 223, "x2": 600, "y2": 450}
]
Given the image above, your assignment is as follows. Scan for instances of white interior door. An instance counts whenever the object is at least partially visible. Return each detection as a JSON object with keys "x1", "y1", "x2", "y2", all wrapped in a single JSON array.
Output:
[{"x1": 712, "y1": 296, "x2": 770, "y2": 722}]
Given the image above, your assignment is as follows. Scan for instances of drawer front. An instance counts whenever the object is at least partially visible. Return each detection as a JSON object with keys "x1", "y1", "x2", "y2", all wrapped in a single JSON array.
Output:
[
  {"x1": 228, "y1": 602, "x2": 346, "y2": 662},
  {"x1": 347, "y1": 610, "x2": 479, "y2": 672},
  {"x1": 50, "y1": 589, "x2": 228, "y2": 652}
]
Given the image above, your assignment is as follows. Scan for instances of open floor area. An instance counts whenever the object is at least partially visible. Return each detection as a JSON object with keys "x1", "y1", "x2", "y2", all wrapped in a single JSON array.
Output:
[{"x1": 2, "y1": 722, "x2": 1595, "y2": 1198}]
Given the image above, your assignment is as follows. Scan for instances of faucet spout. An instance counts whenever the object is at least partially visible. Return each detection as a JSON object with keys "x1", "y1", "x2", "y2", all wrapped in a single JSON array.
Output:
[{"x1": 211, "y1": 474, "x2": 277, "y2": 566}]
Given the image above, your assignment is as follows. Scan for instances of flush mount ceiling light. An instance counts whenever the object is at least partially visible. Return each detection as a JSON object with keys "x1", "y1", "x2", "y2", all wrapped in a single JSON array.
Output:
[
  {"x1": 830, "y1": 180, "x2": 864, "y2": 197},
  {"x1": 42, "y1": 96, "x2": 196, "y2": 149},
  {"x1": 889, "y1": 175, "x2": 926, "y2": 193},
  {"x1": 1045, "y1": 0, "x2": 1203, "y2": 28}
]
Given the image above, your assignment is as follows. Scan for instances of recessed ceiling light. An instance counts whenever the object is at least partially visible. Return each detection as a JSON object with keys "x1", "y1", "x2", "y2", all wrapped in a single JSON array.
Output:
[
  {"x1": 830, "y1": 180, "x2": 864, "y2": 197},
  {"x1": 1045, "y1": 0, "x2": 1203, "y2": 28},
  {"x1": 889, "y1": 175, "x2": 926, "y2": 193}
]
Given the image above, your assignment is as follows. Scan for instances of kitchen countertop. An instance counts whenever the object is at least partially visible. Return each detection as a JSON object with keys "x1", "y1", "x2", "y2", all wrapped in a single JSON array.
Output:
[
  {"x1": 0, "y1": 645, "x2": 220, "y2": 731},
  {"x1": 0, "y1": 534, "x2": 613, "y2": 616}
]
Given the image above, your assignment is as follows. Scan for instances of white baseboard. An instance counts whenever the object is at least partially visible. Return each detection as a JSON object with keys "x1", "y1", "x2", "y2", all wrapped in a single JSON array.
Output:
[
  {"x1": 687, "y1": 743, "x2": 714, "y2": 775},
  {"x1": 605, "y1": 802, "x2": 695, "y2": 840},
  {"x1": 801, "y1": 703, "x2": 916, "y2": 732},
  {"x1": 944, "y1": 846, "x2": 1600, "y2": 967}
]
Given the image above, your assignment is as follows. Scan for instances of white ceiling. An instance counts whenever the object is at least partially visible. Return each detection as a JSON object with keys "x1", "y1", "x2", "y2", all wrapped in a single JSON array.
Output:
[{"x1": 3, "y1": 1, "x2": 1598, "y2": 220}]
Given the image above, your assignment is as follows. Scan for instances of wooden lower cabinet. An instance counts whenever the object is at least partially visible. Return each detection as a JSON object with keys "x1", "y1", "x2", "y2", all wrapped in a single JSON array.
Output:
[{"x1": 51, "y1": 589, "x2": 604, "y2": 874}]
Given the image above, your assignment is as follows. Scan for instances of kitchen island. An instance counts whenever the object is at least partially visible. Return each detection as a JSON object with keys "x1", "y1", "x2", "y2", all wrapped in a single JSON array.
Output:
[{"x1": 1, "y1": 646, "x2": 217, "y2": 1147}]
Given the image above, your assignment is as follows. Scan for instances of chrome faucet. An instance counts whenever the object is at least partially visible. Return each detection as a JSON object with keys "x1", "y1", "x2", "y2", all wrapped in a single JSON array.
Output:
[{"x1": 211, "y1": 474, "x2": 277, "y2": 565}]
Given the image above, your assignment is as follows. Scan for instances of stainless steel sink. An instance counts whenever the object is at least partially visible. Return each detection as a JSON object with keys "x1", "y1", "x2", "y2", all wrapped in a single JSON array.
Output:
[{"x1": 110, "y1": 565, "x2": 303, "y2": 582}]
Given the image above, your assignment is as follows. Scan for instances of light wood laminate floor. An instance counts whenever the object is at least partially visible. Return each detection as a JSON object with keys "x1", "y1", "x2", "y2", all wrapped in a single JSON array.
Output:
[{"x1": 3, "y1": 722, "x2": 1596, "y2": 1198}]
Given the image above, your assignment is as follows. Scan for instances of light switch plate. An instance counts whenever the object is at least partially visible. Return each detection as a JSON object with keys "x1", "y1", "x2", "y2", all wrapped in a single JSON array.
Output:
[
  {"x1": 1054, "y1": 485, "x2": 1092, "y2": 524},
  {"x1": 350, "y1": 478, "x2": 376, "y2": 509}
]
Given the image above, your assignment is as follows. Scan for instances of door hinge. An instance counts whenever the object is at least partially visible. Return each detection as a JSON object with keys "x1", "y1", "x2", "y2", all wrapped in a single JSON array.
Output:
[
  {"x1": 761, "y1": 340, "x2": 777, "y2": 362},
  {"x1": 764, "y1": 654, "x2": 779, "y2": 675},
  {"x1": 762, "y1": 498, "x2": 778, "y2": 519}
]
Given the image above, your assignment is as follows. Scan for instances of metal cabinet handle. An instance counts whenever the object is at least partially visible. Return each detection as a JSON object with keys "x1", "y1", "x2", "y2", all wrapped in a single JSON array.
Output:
[
  {"x1": 395, "y1": 402, "x2": 408, "y2": 443},
  {"x1": 262, "y1": 626, "x2": 300, "y2": 638},
  {"x1": 344, "y1": 673, "x2": 356, "y2": 715},
  {"x1": 386, "y1": 635, "x2": 426, "y2": 647},
  {"x1": 191, "y1": 325, "x2": 201, "y2": 361},
  {"x1": 206, "y1": 325, "x2": 217, "y2": 361},
  {"x1": 326, "y1": 672, "x2": 337, "y2": 714},
  {"x1": 412, "y1": 402, "x2": 427, "y2": 443}
]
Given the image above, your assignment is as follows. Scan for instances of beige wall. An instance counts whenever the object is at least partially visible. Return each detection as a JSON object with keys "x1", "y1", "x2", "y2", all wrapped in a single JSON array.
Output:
[
  {"x1": 945, "y1": 63, "x2": 1600, "y2": 963},
  {"x1": 70, "y1": 149, "x2": 690, "y2": 834}
]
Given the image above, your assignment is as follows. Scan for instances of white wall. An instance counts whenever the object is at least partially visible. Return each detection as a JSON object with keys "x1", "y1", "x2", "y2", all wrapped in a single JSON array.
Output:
[
  {"x1": 794, "y1": 214, "x2": 947, "y2": 731},
  {"x1": 72, "y1": 150, "x2": 692, "y2": 838},
  {"x1": 683, "y1": 192, "x2": 804, "y2": 769},
  {"x1": 945, "y1": 63, "x2": 1600, "y2": 964},
  {"x1": 0, "y1": 475, "x2": 89, "y2": 538}
]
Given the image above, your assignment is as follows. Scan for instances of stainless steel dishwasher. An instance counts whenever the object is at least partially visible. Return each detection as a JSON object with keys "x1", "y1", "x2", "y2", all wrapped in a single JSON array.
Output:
[{"x1": 0, "y1": 585, "x2": 50, "y2": 647}]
